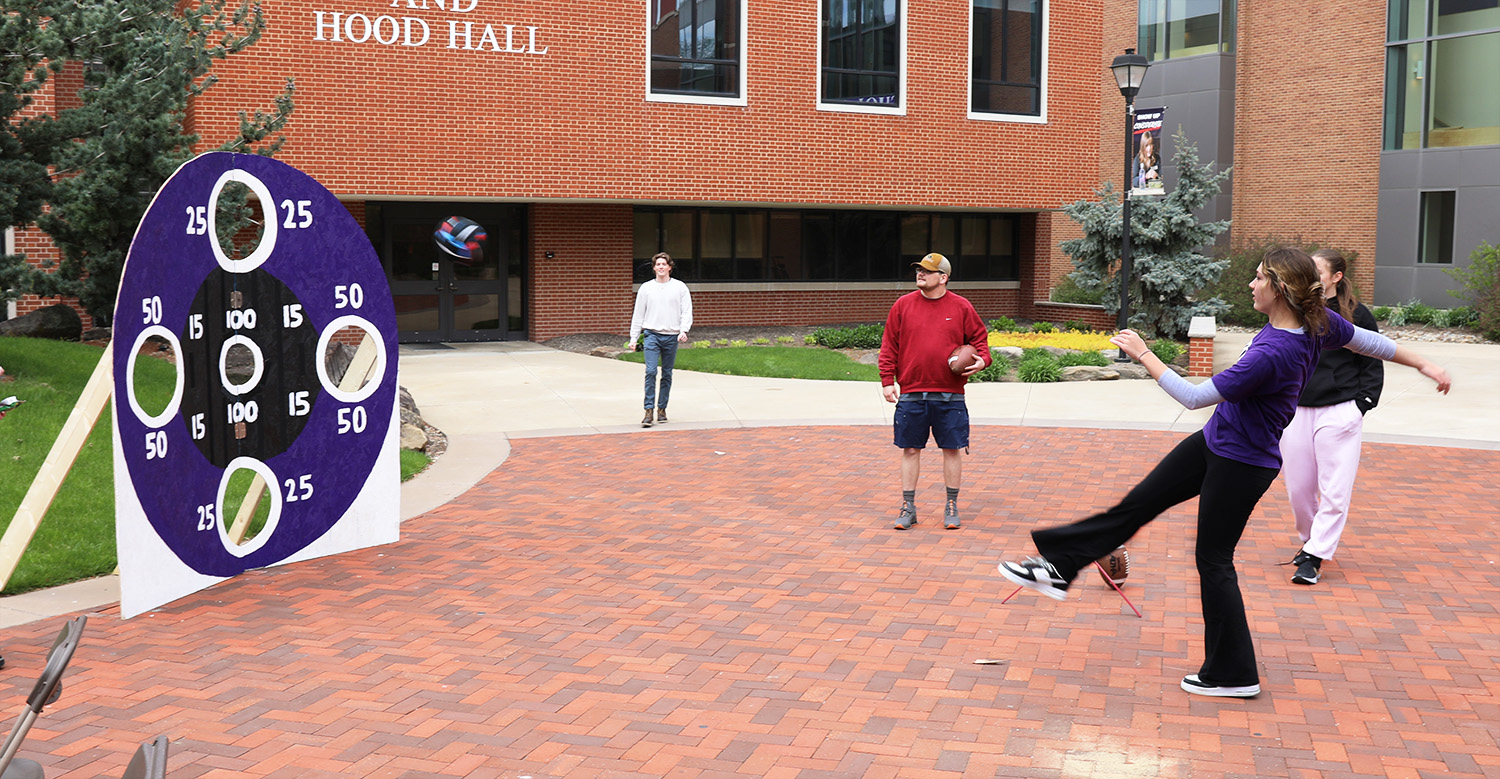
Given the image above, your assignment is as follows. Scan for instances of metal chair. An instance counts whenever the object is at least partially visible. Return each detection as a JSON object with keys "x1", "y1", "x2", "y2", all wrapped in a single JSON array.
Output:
[{"x1": 0, "y1": 616, "x2": 86, "y2": 779}]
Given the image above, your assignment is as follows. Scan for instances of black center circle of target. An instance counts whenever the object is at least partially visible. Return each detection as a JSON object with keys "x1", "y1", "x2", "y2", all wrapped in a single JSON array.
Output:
[{"x1": 178, "y1": 266, "x2": 320, "y2": 467}]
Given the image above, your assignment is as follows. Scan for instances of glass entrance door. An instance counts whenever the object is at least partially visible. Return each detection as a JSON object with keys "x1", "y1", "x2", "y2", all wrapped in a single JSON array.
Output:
[{"x1": 372, "y1": 203, "x2": 525, "y2": 343}]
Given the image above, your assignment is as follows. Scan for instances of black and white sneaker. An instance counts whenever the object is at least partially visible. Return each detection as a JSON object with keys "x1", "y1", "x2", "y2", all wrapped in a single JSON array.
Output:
[
  {"x1": 1181, "y1": 674, "x2": 1260, "y2": 698},
  {"x1": 1291, "y1": 554, "x2": 1322, "y2": 585},
  {"x1": 998, "y1": 557, "x2": 1069, "y2": 600}
]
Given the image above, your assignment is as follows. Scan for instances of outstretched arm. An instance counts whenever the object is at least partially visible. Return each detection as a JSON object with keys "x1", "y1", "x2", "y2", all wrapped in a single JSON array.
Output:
[
  {"x1": 1111, "y1": 329, "x2": 1224, "y2": 410},
  {"x1": 1343, "y1": 326, "x2": 1451, "y2": 394}
]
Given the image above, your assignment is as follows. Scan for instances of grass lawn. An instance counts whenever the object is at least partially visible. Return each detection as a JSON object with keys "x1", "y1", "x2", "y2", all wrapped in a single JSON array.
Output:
[
  {"x1": 1, "y1": 336, "x2": 431, "y2": 596},
  {"x1": 619, "y1": 346, "x2": 880, "y2": 381}
]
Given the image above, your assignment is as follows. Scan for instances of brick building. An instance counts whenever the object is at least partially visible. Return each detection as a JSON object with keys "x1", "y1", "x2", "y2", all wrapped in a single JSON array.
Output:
[
  {"x1": 5, "y1": 0, "x2": 1122, "y2": 342},
  {"x1": 1114, "y1": 0, "x2": 1498, "y2": 306}
]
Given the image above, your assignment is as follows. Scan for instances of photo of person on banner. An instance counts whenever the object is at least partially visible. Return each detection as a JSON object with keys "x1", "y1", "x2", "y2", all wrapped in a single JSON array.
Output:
[{"x1": 1131, "y1": 107, "x2": 1166, "y2": 197}]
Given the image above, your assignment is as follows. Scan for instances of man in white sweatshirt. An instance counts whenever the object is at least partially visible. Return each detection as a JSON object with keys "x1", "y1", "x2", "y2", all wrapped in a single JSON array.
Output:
[{"x1": 628, "y1": 252, "x2": 693, "y2": 427}]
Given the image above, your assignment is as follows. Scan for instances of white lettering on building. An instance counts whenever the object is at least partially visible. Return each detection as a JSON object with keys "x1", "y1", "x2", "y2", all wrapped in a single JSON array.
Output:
[{"x1": 315, "y1": 2, "x2": 546, "y2": 53}]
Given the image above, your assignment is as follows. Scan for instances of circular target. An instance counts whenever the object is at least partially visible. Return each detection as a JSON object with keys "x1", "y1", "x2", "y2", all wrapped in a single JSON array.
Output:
[{"x1": 113, "y1": 152, "x2": 398, "y2": 579}]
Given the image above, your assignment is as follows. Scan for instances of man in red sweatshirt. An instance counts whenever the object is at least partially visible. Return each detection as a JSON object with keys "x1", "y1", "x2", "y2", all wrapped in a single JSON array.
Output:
[{"x1": 879, "y1": 252, "x2": 991, "y2": 531}]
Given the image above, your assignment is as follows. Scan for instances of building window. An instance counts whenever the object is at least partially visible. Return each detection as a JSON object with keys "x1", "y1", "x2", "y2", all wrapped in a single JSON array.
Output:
[
  {"x1": 1138, "y1": 0, "x2": 1236, "y2": 61},
  {"x1": 1418, "y1": 191, "x2": 1456, "y2": 263},
  {"x1": 635, "y1": 208, "x2": 1021, "y2": 283},
  {"x1": 821, "y1": 0, "x2": 903, "y2": 109},
  {"x1": 1384, "y1": 0, "x2": 1500, "y2": 149},
  {"x1": 649, "y1": 0, "x2": 744, "y2": 101},
  {"x1": 971, "y1": 0, "x2": 1044, "y2": 118}
]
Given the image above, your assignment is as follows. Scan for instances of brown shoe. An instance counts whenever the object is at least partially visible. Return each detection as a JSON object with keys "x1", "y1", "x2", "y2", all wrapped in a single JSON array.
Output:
[
  {"x1": 656, "y1": 408, "x2": 668, "y2": 424},
  {"x1": 641, "y1": 409, "x2": 654, "y2": 428}
]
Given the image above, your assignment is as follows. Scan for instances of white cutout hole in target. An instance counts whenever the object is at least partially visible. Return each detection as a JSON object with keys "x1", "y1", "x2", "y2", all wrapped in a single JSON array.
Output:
[
  {"x1": 126, "y1": 325, "x2": 185, "y2": 427},
  {"x1": 316, "y1": 316, "x2": 386, "y2": 403},
  {"x1": 206, "y1": 169, "x2": 278, "y2": 273},
  {"x1": 218, "y1": 335, "x2": 265, "y2": 397},
  {"x1": 216, "y1": 457, "x2": 283, "y2": 557}
]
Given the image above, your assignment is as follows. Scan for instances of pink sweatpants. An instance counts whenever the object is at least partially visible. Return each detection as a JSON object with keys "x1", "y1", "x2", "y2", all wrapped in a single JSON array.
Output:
[{"x1": 1279, "y1": 400, "x2": 1365, "y2": 560}]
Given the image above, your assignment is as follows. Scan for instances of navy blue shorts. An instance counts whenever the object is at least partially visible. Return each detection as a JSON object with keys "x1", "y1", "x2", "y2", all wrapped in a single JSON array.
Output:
[{"x1": 893, "y1": 395, "x2": 970, "y2": 450}]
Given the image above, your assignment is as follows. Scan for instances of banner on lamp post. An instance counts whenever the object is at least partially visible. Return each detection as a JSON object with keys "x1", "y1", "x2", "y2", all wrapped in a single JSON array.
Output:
[{"x1": 1131, "y1": 107, "x2": 1166, "y2": 197}]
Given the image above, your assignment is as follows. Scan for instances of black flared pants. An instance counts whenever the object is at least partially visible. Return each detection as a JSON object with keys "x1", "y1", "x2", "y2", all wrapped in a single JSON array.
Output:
[{"x1": 1032, "y1": 430, "x2": 1278, "y2": 687}]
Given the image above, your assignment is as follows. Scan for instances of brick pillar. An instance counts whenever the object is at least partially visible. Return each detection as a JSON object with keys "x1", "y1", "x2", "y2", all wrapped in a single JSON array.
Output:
[{"x1": 1187, "y1": 316, "x2": 1216, "y2": 377}]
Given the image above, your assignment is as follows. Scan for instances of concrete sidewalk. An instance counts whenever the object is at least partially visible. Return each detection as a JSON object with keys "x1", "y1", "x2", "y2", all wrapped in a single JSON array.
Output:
[
  {"x1": 2, "y1": 333, "x2": 1495, "y2": 629},
  {"x1": 396, "y1": 333, "x2": 1499, "y2": 519}
]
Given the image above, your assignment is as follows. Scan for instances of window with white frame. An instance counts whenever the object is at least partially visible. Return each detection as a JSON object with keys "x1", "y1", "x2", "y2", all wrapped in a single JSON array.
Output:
[
  {"x1": 649, "y1": 0, "x2": 745, "y2": 102},
  {"x1": 821, "y1": 0, "x2": 904, "y2": 110},
  {"x1": 971, "y1": 0, "x2": 1045, "y2": 117}
]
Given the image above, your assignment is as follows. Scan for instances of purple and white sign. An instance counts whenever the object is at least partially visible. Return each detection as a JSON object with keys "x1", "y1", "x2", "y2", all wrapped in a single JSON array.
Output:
[{"x1": 112, "y1": 152, "x2": 399, "y2": 618}]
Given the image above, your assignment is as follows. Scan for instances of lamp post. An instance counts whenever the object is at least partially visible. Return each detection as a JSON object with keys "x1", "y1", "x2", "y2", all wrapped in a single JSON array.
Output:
[{"x1": 1110, "y1": 48, "x2": 1149, "y2": 362}]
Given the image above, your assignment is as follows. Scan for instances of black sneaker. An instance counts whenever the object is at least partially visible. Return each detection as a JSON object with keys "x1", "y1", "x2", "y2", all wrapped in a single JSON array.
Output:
[
  {"x1": 943, "y1": 498, "x2": 961, "y2": 529},
  {"x1": 1181, "y1": 674, "x2": 1260, "y2": 698},
  {"x1": 1292, "y1": 554, "x2": 1322, "y2": 585},
  {"x1": 894, "y1": 502, "x2": 917, "y2": 530},
  {"x1": 1284, "y1": 549, "x2": 1315, "y2": 567},
  {"x1": 998, "y1": 557, "x2": 1069, "y2": 600}
]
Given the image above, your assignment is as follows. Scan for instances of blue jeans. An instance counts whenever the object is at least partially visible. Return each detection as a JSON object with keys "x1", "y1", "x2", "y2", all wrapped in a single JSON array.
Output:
[{"x1": 643, "y1": 330, "x2": 679, "y2": 410}]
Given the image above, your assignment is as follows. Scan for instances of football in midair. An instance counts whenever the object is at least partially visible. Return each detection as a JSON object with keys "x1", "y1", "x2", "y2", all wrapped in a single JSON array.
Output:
[{"x1": 948, "y1": 344, "x2": 979, "y2": 375}]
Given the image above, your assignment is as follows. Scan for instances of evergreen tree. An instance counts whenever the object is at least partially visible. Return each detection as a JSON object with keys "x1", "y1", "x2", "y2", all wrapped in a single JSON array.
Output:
[
  {"x1": 0, "y1": 0, "x2": 293, "y2": 324},
  {"x1": 1060, "y1": 130, "x2": 1232, "y2": 339}
]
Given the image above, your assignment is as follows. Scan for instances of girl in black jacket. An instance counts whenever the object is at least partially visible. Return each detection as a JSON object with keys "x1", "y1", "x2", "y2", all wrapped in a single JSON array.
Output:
[{"x1": 1278, "y1": 248, "x2": 1384, "y2": 585}]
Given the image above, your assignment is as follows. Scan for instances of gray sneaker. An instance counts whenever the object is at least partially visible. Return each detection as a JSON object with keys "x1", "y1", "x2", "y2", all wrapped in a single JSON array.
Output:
[
  {"x1": 894, "y1": 502, "x2": 917, "y2": 530},
  {"x1": 944, "y1": 498, "x2": 961, "y2": 529}
]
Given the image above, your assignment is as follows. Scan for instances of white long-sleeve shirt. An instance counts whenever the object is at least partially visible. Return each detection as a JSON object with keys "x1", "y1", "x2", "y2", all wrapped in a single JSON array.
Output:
[{"x1": 629, "y1": 277, "x2": 693, "y2": 344}]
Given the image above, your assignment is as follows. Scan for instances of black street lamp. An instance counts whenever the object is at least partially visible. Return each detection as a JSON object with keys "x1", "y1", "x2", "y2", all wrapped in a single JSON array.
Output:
[{"x1": 1110, "y1": 48, "x2": 1149, "y2": 362}]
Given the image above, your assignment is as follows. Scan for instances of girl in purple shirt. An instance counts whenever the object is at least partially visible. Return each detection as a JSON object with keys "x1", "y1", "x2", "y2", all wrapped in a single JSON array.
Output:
[{"x1": 999, "y1": 247, "x2": 1452, "y2": 698}]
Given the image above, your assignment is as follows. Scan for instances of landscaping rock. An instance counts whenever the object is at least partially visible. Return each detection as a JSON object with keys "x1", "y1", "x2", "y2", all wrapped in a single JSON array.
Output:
[
  {"x1": 400, "y1": 422, "x2": 429, "y2": 451},
  {"x1": 591, "y1": 345, "x2": 629, "y2": 359},
  {"x1": 991, "y1": 346, "x2": 1023, "y2": 362},
  {"x1": 1114, "y1": 363, "x2": 1153, "y2": 380},
  {"x1": 1060, "y1": 365, "x2": 1121, "y2": 381},
  {"x1": 0, "y1": 303, "x2": 83, "y2": 341}
]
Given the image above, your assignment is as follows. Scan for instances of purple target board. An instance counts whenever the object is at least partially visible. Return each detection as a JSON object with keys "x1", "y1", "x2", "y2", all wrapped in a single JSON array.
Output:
[{"x1": 112, "y1": 152, "x2": 399, "y2": 618}]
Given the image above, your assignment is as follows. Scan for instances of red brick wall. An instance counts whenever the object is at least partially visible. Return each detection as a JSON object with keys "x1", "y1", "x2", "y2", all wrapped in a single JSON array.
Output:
[
  {"x1": 190, "y1": 2, "x2": 1103, "y2": 209},
  {"x1": 1230, "y1": 4, "x2": 1384, "y2": 302},
  {"x1": 14, "y1": 2, "x2": 1110, "y2": 338}
]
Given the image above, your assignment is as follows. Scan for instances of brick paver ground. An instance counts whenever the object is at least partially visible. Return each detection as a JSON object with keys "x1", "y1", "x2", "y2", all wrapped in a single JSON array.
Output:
[{"x1": 4, "y1": 426, "x2": 1498, "y2": 779}]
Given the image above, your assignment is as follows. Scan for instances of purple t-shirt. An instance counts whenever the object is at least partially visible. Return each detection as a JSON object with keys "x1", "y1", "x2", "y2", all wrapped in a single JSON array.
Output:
[{"x1": 1204, "y1": 312, "x2": 1356, "y2": 468}]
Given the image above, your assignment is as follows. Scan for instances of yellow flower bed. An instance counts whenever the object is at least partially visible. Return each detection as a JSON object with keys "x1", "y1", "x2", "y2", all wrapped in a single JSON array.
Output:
[{"x1": 987, "y1": 330, "x2": 1116, "y2": 351}]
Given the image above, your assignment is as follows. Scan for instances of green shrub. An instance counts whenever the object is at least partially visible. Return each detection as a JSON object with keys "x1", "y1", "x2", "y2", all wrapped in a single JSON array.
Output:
[
  {"x1": 1150, "y1": 340, "x2": 1184, "y2": 364},
  {"x1": 1428, "y1": 308, "x2": 1451, "y2": 328},
  {"x1": 715, "y1": 338, "x2": 730, "y2": 346},
  {"x1": 729, "y1": 339, "x2": 747, "y2": 347},
  {"x1": 1447, "y1": 306, "x2": 1478, "y2": 327},
  {"x1": 1062, "y1": 319, "x2": 1090, "y2": 332},
  {"x1": 804, "y1": 334, "x2": 817, "y2": 345},
  {"x1": 1370, "y1": 305, "x2": 1392, "y2": 321},
  {"x1": 1017, "y1": 353, "x2": 1061, "y2": 383},
  {"x1": 1030, "y1": 321, "x2": 1056, "y2": 333},
  {"x1": 1020, "y1": 347, "x2": 1051, "y2": 362},
  {"x1": 1051, "y1": 274, "x2": 1106, "y2": 305},
  {"x1": 777, "y1": 335, "x2": 795, "y2": 344},
  {"x1": 694, "y1": 340, "x2": 714, "y2": 348},
  {"x1": 1445, "y1": 241, "x2": 1500, "y2": 341},
  {"x1": 1385, "y1": 307, "x2": 1407, "y2": 327},
  {"x1": 986, "y1": 316, "x2": 1018, "y2": 332},
  {"x1": 1202, "y1": 235, "x2": 1361, "y2": 328},
  {"x1": 752, "y1": 337, "x2": 771, "y2": 345},
  {"x1": 811, "y1": 323, "x2": 884, "y2": 349},
  {"x1": 1402, "y1": 299, "x2": 1437, "y2": 325},
  {"x1": 968, "y1": 351, "x2": 1011, "y2": 382},
  {"x1": 1057, "y1": 350, "x2": 1109, "y2": 368}
]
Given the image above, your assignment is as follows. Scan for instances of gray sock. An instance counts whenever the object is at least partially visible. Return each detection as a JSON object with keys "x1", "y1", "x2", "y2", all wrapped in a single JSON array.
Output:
[
  {"x1": 946, "y1": 487, "x2": 959, "y2": 503},
  {"x1": 902, "y1": 490, "x2": 915, "y2": 505}
]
